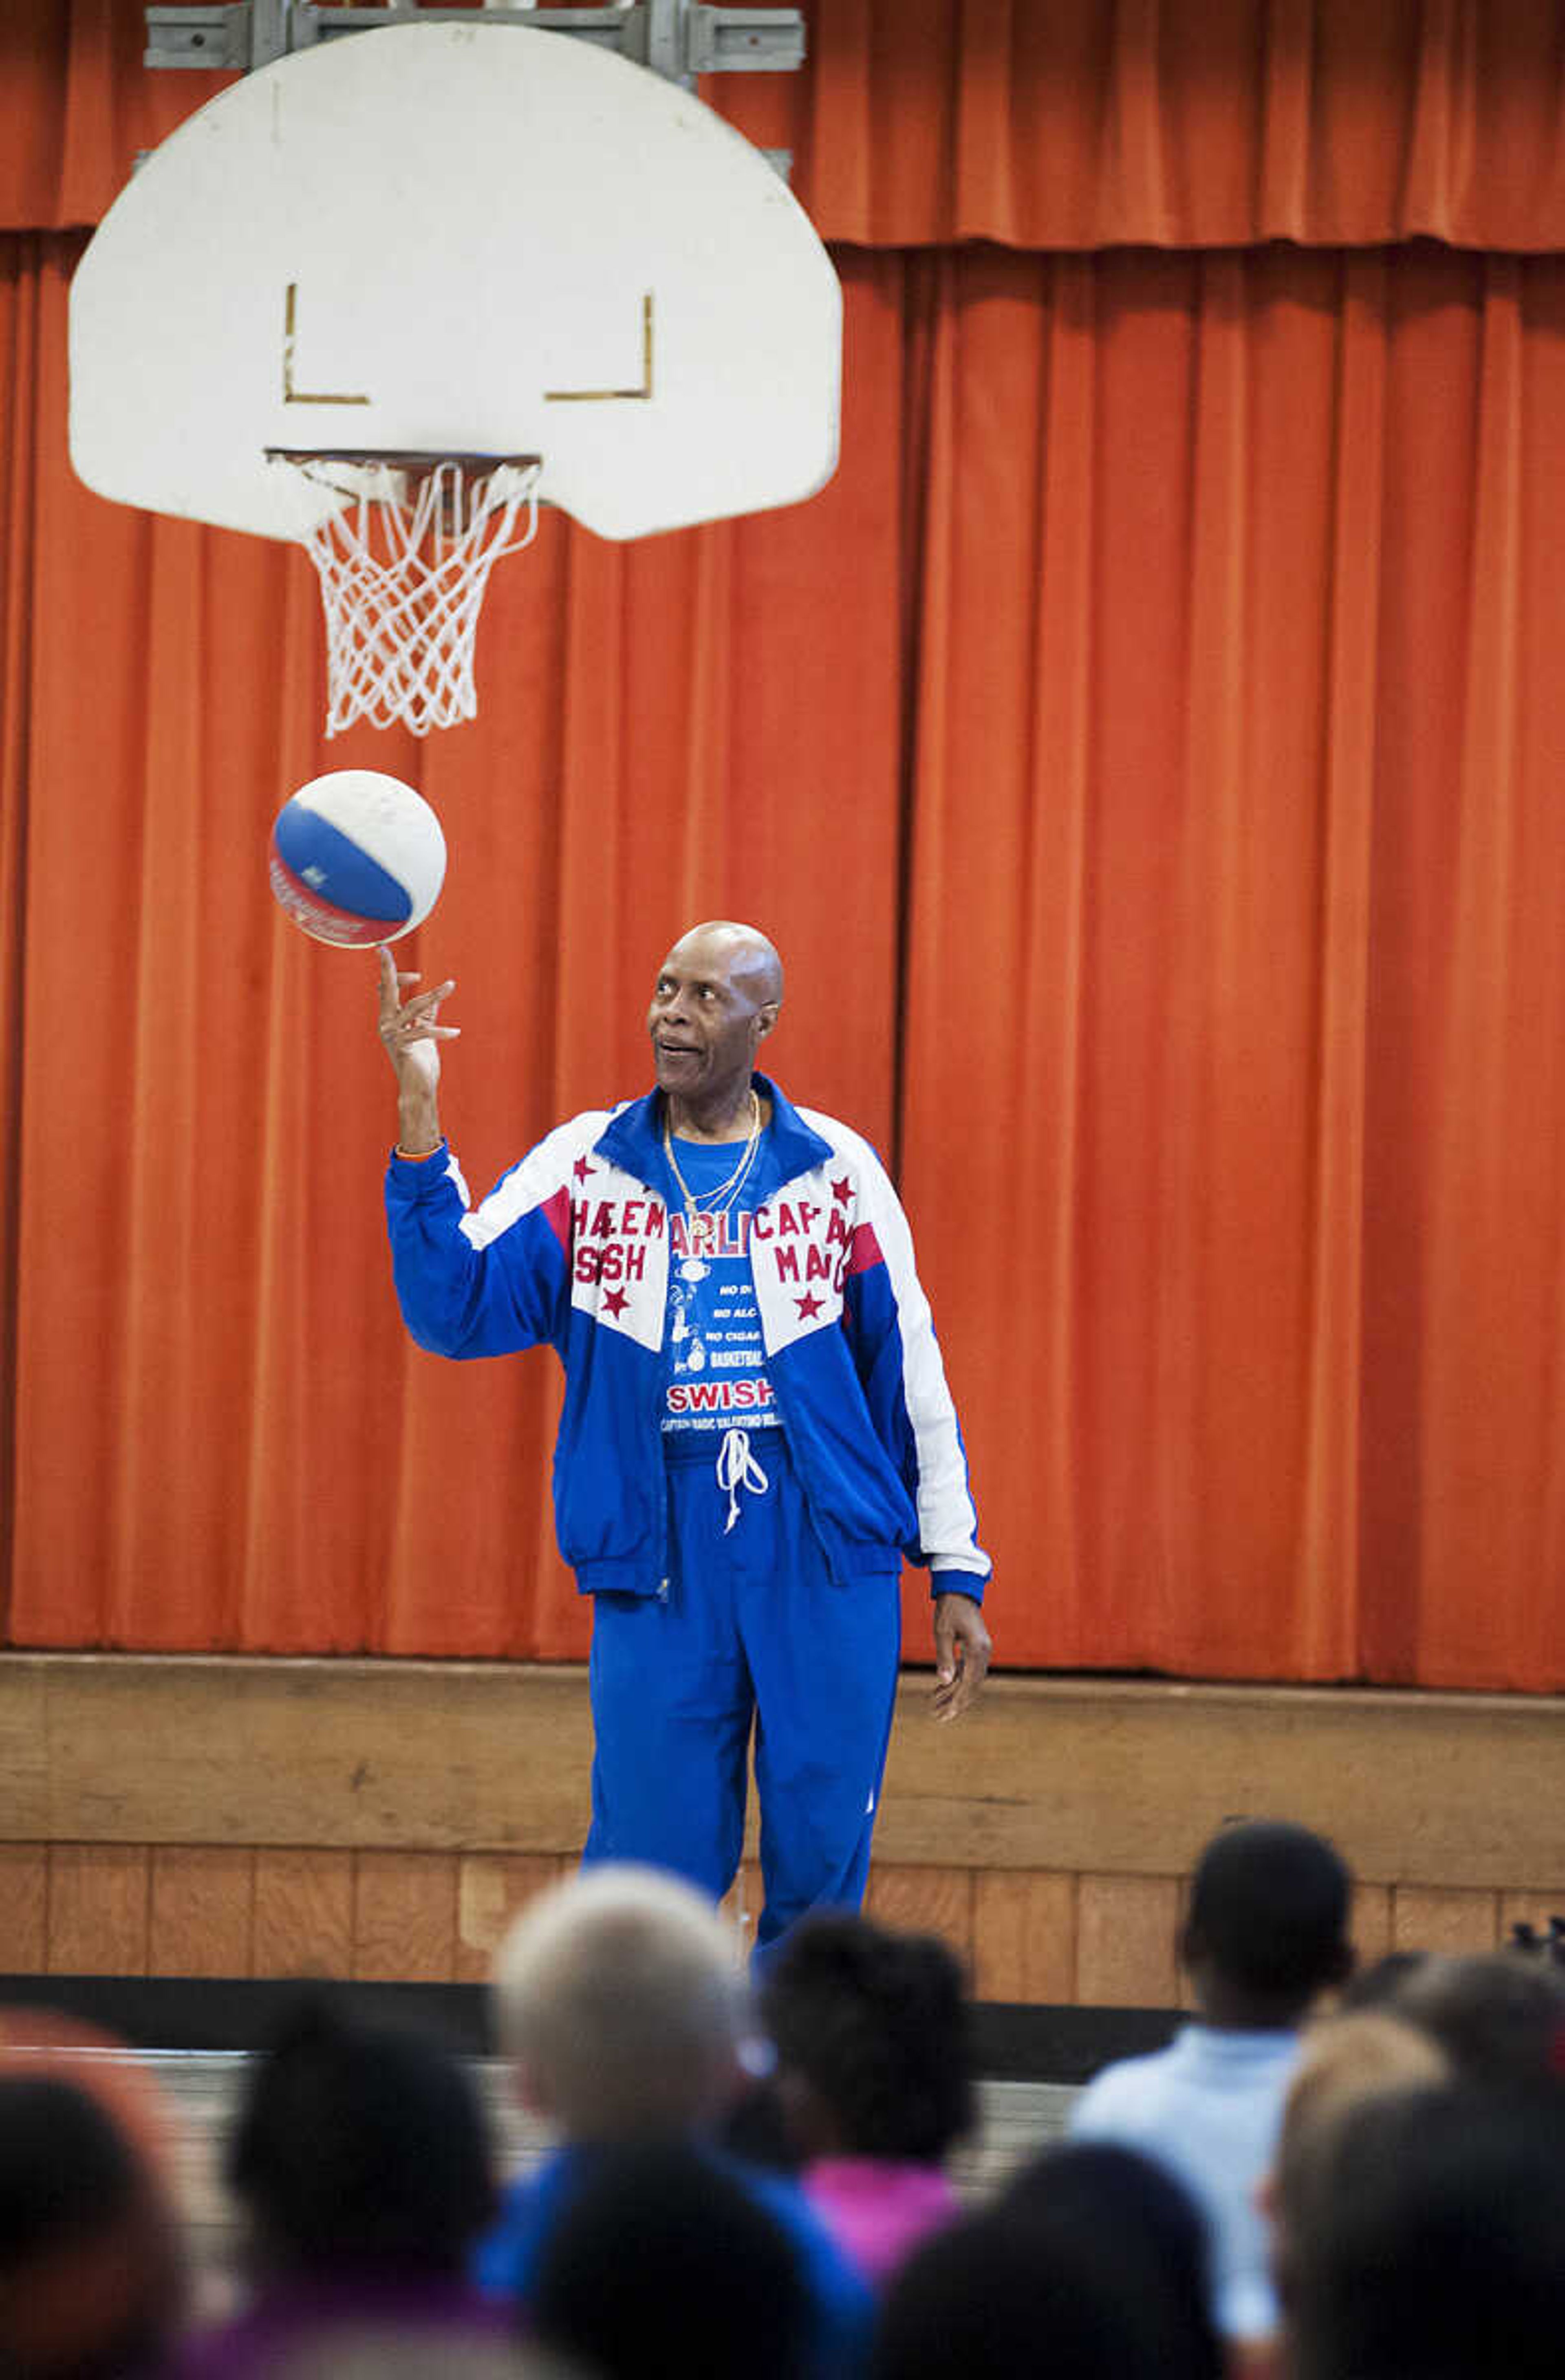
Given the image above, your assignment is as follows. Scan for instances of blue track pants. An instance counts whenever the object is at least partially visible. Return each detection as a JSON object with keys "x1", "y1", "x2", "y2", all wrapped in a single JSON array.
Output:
[{"x1": 582, "y1": 1431, "x2": 903, "y2": 1954}]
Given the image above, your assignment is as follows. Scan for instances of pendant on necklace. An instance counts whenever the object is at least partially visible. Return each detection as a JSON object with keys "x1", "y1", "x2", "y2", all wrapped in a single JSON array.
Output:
[
  {"x1": 679, "y1": 1258, "x2": 710, "y2": 1284},
  {"x1": 689, "y1": 1213, "x2": 716, "y2": 1252}
]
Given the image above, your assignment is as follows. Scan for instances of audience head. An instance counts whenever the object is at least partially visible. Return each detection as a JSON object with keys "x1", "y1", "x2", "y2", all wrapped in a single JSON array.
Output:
[
  {"x1": 530, "y1": 2142, "x2": 809, "y2": 2380},
  {"x1": 1287, "y1": 2081, "x2": 1565, "y2": 2380},
  {"x1": 875, "y1": 2142, "x2": 1222, "y2": 2380},
  {"x1": 0, "y1": 2071, "x2": 183, "y2": 2378},
  {"x1": 492, "y1": 1863, "x2": 749, "y2": 2140},
  {"x1": 760, "y1": 1911, "x2": 974, "y2": 2164},
  {"x1": 1267, "y1": 2008, "x2": 1451, "y2": 2308},
  {"x1": 1005, "y1": 2142, "x2": 1222, "y2": 2378},
  {"x1": 229, "y1": 1994, "x2": 496, "y2": 2279},
  {"x1": 1386, "y1": 1948, "x2": 1565, "y2": 2089},
  {"x1": 1181, "y1": 1820, "x2": 1353, "y2": 2023}
]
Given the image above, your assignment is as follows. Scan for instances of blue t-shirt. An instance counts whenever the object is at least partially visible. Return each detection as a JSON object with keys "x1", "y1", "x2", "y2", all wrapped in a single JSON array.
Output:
[{"x1": 662, "y1": 1133, "x2": 779, "y2": 1451}]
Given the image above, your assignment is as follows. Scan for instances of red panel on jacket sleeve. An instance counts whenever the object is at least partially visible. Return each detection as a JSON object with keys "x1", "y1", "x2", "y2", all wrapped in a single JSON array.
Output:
[{"x1": 846, "y1": 1222, "x2": 883, "y2": 1276}]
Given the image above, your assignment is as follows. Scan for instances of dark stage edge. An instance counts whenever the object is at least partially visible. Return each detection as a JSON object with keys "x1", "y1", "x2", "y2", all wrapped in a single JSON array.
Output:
[{"x1": 0, "y1": 1976, "x2": 1178, "y2": 2081}]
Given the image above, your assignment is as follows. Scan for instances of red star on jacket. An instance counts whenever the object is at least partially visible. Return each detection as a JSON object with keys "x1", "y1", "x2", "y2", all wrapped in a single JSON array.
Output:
[
  {"x1": 573, "y1": 1156, "x2": 596, "y2": 1183},
  {"x1": 795, "y1": 1291, "x2": 824, "y2": 1320},
  {"x1": 602, "y1": 1286, "x2": 630, "y2": 1318},
  {"x1": 831, "y1": 1175, "x2": 852, "y2": 1205}
]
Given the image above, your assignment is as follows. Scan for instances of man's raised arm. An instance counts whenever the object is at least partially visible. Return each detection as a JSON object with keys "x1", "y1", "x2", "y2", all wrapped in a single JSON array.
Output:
[{"x1": 377, "y1": 943, "x2": 458, "y2": 1155}]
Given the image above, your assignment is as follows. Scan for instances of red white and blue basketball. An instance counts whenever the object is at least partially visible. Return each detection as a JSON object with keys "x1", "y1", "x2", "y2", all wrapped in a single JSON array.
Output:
[{"x1": 268, "y1": 770, "x2": 446, "y2": 947}]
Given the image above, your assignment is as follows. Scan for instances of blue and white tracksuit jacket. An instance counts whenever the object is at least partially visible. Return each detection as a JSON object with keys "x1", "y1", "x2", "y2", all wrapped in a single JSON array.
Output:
[{"x1": 384, "y1": 1073, "x2": 989, "y2": 1602}]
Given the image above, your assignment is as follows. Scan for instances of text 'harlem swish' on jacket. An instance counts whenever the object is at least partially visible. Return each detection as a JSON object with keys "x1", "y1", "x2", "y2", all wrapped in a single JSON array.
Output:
[{"x1": 385, "y1": 1075, "x2": 989, "y2": 1604}]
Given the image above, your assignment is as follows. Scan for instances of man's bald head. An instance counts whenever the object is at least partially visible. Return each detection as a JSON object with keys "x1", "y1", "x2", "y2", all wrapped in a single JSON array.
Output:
[{"x1": 668, "y1": 922, "x2": 784, "y2": 1009}]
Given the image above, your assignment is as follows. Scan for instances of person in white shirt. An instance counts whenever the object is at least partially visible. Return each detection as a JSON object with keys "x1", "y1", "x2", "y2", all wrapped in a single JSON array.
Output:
[{"x1": 1068, "y1": 1819, "x2": 1353, "y2": 2345}]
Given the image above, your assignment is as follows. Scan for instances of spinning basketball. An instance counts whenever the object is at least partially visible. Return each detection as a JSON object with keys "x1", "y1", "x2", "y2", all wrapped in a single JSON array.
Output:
[{"x1": 269, "y1": 770, "x2": 446, "y2": 947}]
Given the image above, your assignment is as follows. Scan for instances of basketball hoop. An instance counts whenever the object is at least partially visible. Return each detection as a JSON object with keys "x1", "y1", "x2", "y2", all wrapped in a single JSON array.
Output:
[{"x1": 267, "y1": 450, "x2": 542, "y2": 736}]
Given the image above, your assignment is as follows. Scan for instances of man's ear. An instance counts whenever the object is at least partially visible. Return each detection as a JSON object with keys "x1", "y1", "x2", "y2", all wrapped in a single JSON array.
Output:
[{"x1": 754, "y1": 1003, "x2": 780, "y2": 1043}]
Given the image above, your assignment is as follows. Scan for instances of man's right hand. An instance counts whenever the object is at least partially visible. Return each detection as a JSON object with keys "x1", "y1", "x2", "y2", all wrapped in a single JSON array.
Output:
[{"x1": 377, "y1": 944, "x2": 458, "y2": 1154}]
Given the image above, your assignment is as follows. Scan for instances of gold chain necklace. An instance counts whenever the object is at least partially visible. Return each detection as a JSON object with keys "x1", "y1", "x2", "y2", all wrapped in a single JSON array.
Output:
[{"x1": 663, "y1": 1090, "x2": 761, "y2": 1273}]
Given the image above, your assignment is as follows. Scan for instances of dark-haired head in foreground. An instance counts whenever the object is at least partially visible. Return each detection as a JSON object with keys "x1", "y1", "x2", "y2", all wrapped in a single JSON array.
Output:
[
  {"x1": 761, "y1": 1912, "x2": 974, "y2": 2164},
  {"x1": 1385, "y1": 1949, "x2": 1565, "y2": 2091},
  {"x1": 1287, "y1": 2082, "x2": 1565, "y2": 2380},
  {"x1": 0, "y1": 2072, "x2": 182, "y2": 2379},
  {"x1": 875, "y1": 2142, "x2": 1222, "y2": 2380},
  {"x1": 229, "y1": 1995, "x2": 497, "y2": 2279},
  {"x1": 530, "y1": 2141, "x2": 811, "y2": 2380},
  {"x1": 761, "y1": 1904, "x2": 975, "y2": 2275},
  {"x1": 1183, "y1": 1820, "x2": 1353, "y2": 2026},
  {"x1": 178, "y1": 1999, "x2": 508, "y2": 2379},
  {"x1": 758, "y1": 1911, "x2": 974, "y2": 2286}
]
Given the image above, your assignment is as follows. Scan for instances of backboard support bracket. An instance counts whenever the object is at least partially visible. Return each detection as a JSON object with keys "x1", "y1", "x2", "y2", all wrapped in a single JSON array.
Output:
[{"x1": 144, "y1": 0, "x2": 805, "y2": 91}]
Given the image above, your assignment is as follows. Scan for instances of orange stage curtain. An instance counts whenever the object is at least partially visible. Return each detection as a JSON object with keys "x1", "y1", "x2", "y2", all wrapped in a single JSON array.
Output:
[
  {"x1": 11, "y1": 0, "x2": 1565, "y2": 252},
  {"x1": 897, "y1": 242, "x2": 1565, "y2": 1690},
  {"x1": 6, "y1": 231, "x2": 1565, "y2": 1686},
  {"x1": 5, "y1": 10, "x2": 1565, "y2": 1688}
]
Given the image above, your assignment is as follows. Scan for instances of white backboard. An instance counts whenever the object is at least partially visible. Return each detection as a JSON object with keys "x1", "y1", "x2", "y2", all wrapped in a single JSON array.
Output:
[{"x1": 70, "y1": 21, "x2": 841, "y2": 542}]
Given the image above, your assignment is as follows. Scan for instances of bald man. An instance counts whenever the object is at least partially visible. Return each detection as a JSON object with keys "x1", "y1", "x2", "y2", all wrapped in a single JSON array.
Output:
[{"x1": 380, "y1": 922, "x2": 991, "y2": 1952}]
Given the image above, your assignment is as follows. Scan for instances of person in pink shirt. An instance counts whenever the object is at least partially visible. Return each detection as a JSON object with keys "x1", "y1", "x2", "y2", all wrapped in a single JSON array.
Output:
[{"x1": 760, "y1": 1912, "x2": 974, "y2": 2287}]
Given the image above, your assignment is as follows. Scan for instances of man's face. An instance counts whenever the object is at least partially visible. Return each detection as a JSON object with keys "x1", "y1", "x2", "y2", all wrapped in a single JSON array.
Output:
[{"x1": 648, "y1": 930, "x2": 775, "y2": 1107}]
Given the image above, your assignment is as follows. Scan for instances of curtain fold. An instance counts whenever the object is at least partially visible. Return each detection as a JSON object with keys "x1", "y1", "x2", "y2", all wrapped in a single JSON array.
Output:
[
  {"x1": 12, "y1": 0, "x2": 1565, "y2": 251},
  {"x1": 0, "y1": 236, "x2": 42, "y2": 1645},
  {"x1": 1357, "y1": 253, "x2": 1565, "y2": 1686}
]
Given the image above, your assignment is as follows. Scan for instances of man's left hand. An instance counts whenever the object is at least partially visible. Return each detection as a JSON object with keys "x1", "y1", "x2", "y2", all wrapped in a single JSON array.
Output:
[{"x1": 931, "y1": 1591, "x2": 992, "y2": 1723}]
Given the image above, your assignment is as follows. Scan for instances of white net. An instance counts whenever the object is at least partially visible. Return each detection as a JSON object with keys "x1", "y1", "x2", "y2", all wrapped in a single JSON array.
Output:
[{"x1": 275, "y1": 455, "x2": 542, "y2": 736}]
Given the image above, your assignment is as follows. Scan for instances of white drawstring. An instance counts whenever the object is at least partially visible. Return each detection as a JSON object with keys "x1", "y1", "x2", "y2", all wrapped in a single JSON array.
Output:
[{"x1": 715, "y1": 1428, "x2": 769, "y2": 1533}]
